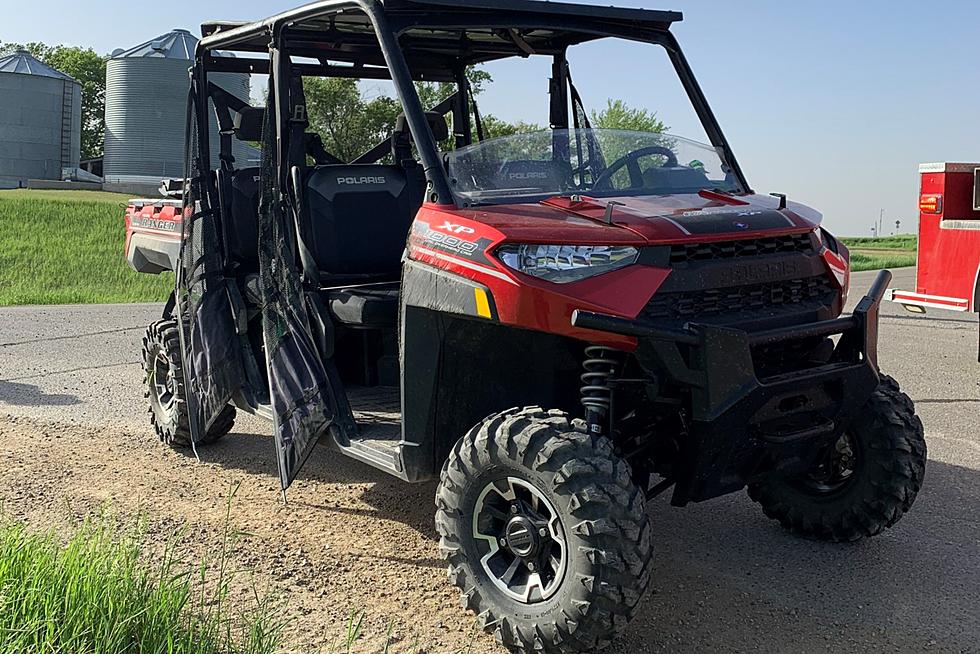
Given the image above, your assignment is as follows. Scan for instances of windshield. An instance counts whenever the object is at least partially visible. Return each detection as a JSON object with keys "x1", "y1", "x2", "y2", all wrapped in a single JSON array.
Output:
[{"x1": 445, "y1": 129, "x2": 739, "y2": 205}]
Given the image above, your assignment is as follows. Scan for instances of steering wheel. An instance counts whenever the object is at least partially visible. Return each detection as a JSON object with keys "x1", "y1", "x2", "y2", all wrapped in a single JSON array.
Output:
[{"x1": 593, "y1": 145, "x2": 678, "y2": 190}]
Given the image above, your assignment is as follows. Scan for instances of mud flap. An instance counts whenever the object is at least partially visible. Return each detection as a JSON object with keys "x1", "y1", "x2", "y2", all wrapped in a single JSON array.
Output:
[{"x1": 256, "y1": 81, "x2": 336, "y2": 491}]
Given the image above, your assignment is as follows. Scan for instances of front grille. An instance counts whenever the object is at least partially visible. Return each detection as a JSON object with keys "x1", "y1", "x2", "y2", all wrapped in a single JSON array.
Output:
[
  {"x1": 641, "y1": 275, "x2": 836, "y2": 323},
  {"x1": 669, "y1": 233, "x2": 815, "y2": 265}
]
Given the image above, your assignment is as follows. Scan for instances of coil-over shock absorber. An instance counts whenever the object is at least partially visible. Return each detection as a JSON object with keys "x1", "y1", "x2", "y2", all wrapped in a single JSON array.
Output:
[{"x1": 580, "y1": 345, "x2": 620, "y2": 436}]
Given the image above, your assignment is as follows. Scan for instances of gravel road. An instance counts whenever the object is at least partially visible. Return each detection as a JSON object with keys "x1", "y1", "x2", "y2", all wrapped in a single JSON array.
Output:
[{"x1": 1, "y1": 267, "x2": 977, "y2": 653}]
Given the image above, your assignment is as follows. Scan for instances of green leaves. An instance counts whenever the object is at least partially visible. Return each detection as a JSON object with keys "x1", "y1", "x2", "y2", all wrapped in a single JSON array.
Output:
[
  {"x1": 304, "y1": 77, "x2": 392, "y2": 162},
  {"x1": 43, "y1": 46, "x2": 107, "y2": 160},
  {"x1": 591, "y1": 99, "x2": 667, "y2": 134},
  {"x1": 302, "y1": 66, "x2": 543, "y2": 159}
]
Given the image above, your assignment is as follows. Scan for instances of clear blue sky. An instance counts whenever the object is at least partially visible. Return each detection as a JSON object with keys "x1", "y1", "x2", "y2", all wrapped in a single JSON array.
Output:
[{"x1": 5, "y1": 0, "x2": 979, "y2": 236}]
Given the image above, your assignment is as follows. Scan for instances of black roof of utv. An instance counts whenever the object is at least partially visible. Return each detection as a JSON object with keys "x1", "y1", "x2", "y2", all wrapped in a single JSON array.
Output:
[
  {"x1": 199, "y1": 0, "x2": 682, "y2": 73},
  {"x1": 385, "y1": 0, "x2": 681, "y2": 26}
]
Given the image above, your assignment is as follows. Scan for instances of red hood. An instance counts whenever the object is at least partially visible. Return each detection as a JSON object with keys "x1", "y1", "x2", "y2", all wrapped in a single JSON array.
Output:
[{"x1": 457, "y1": 191, "x2": 821, "y2": 245}]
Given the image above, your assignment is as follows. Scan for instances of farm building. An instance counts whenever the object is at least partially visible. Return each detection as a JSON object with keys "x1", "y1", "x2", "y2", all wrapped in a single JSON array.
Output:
[
  {"x1": 0, "y1": 49, "x2": 81, "y2": 185},
  {"x1": 103, "y1": 29, "x2": 257, "y2": 190}
]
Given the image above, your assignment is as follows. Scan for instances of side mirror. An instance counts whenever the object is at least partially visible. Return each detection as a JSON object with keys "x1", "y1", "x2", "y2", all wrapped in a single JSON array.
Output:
[{"x1": 159, "y1": 178, "x2": 186, "y2": 200}]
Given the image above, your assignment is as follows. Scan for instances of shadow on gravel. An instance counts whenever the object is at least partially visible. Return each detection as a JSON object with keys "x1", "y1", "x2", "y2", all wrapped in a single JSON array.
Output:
[
  {"x1": 0, "y1": 380, "x2": 80, "y2": 406},
  {"x1": 201, "y1": 427, "x2": 980, "y2": 652}
]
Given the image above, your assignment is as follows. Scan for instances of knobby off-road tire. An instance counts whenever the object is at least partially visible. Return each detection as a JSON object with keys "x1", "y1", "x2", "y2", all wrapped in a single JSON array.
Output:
[
  {"x1": 748, "y1": 374, "x2": 926, "y2": 542},
  {"x1": 435, "y1": 407, "x2": 653, "y2": 654},
  {"x1": 142, "y1": 320, "x2": 235, "y2": 448}
]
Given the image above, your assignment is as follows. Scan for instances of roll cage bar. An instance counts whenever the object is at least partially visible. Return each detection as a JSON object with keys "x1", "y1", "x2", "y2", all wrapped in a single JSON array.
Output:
[{"x1": 190, "y1": 0, "x2": 750, "y2": 207}]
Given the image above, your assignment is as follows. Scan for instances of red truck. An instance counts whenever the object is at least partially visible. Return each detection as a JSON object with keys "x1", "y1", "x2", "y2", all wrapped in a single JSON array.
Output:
[{"x1": 889, "y1": 162, "x2": 980, "y2": 357}]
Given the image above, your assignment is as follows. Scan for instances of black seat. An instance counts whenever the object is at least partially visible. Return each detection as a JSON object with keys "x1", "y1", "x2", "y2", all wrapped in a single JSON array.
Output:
[
  {"x1": 452, "y1": 158, "x2": 571, "y2": 196},
  {"x1": 303, "y1": 112, "x2": 449, "y2": 280},
  {"x1": 233, "y1": 110, "x2": 447, "y2": 328},
  {"x1": 220, "y1": 106, "x2": 265, "y2": 272},
  {"x1": 239, "y1": 275, "x2": 402, "y2": 329},
  {"x1": 303, "y1": 165, "x2": 416, "y2": 328},
  {"x1": 304, "y1": 113, "x2": 448, "y2": 328},
  {"x1": 496, "y1": 159, "x2": 570, "y2": 191},
  {"x1": 327, "y1": 287, "x2": 400, "y2": 327},
  {"x1": 226, "y1": 167, "x2": 261, "y2": 270},
  {"x1": 305, "y1": 164, "x2": 420, "y2": 279}
]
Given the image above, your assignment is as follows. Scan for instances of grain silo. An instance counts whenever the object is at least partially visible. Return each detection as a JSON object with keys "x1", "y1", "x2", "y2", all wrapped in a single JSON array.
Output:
[
  {"x1": 0, "y1": 49, "x2": 81, "y2": 183},
  {"x1": 103, "y1": 29, "x2": 256, "y2": 189}
]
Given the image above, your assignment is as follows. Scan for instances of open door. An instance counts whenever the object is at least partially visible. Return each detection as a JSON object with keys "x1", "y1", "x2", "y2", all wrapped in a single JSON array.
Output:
[
  {"x1": 256, "y1": 66, "x2": 338, "y2": 492},
  {"x1": 176, "y1": 77, "x2": 247, "y2": 447}
]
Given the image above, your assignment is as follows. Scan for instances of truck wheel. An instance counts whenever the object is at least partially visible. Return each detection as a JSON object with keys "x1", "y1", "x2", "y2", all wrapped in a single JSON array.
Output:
[
  {"x1": 142, "y1": 320, "x2": 236, "y2": 448},
  {"x1": 435, "y1": 407, "x2": 652, "y2": 653},
  {"x1": 747, "y1": 375, "x2": 925, "y2": 542}
]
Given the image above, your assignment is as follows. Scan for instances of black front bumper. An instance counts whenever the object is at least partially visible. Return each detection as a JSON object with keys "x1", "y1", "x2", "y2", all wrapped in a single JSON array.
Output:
[{"x1": 573, "y1": 270, "x2": 891, "y2": 506}]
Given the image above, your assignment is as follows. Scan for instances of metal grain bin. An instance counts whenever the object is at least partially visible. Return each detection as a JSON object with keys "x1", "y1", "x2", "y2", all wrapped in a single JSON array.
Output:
[
  {"x1": 103, "y1": 29, "x2": 256, "y2": 186},
  {"x1": 0, "y1": 50, "x2": 81, "y2": 182}
]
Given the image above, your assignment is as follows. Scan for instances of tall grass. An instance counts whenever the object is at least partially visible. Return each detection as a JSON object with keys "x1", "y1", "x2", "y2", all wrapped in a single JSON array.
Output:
[
  {"x1": 839, "y1": 234, "x2": 917, "y2": 271},
  {"x1": 0, "y1": 192, "x2": 173, "y2": 305},
  {"x1": 848, "y1": 251, "x2": 917, "y2": 271},
  {"x1": 840, "y1": 234, "x2": 918, "y2": 251},
  {"x1": 0, "y1": 485, "x2": 287, "y2": 654}
]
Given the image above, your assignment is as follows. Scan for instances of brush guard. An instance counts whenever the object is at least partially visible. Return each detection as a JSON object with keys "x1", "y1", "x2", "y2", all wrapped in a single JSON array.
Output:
[{"x1": 572, "y1": 270, "x2": 891, "y2": 506}]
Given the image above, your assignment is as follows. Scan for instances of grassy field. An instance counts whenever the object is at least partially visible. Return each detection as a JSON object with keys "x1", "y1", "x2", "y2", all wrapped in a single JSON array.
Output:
[
  {"x1": 840, "y1": 234, "x2": 917, "y2": 272},
  {"x1": 0, "y1": 189, "x2": 173, "y2": 305}
]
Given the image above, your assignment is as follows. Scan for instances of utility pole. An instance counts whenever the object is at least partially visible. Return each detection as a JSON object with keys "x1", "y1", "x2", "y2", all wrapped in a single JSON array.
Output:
[{"x1": 879, "y1": 208, "x2": 884, "y2": 238}]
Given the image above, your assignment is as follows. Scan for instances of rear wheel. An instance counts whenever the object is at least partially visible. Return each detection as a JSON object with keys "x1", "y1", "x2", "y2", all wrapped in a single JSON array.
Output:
[
  {"x1": 748, "y1": 375, "x2": 926, "y2": 542},
  {"x1": 435, "y1": 407, "x2": 652, "y2": 653},
  {"x1": 142, "y1": 320, "x2": 235, "y2": 448}
]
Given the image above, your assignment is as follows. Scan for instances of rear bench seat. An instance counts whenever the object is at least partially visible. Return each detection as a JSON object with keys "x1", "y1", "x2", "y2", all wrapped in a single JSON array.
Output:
[{"x1": 225, "y1": 109, "x2": 442, "y2": 329}]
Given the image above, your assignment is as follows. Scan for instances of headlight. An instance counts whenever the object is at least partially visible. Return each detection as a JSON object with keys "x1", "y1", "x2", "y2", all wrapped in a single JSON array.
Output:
[{"x1": 496, "y1": 244, "x2": 639, "y2": 284}]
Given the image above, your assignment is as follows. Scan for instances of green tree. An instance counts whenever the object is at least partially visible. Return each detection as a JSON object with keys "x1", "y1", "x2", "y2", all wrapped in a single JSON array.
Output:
[
  {"x1": 302, "y1": 66, "x2": 542, "y2": 160},
  {"x1": 590, "y1": 99, "x2": 666, "y2": 133},
  {"x1": 304, "y1": 77, "x2": 400, "y2": 161},
  {"x1": 44, "y1": 46, "x2": 106, "y2": 160},
  {"x1": 1, "y1": 41, "x2": 107, "y2": 159},
  {"x1": 480, "y1": 115, "x2": 541, "y2": 139}
]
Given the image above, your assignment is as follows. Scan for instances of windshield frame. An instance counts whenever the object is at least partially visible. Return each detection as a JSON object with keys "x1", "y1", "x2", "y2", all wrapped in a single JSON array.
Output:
[{"x1": 398, "y1": 26, "x2": 752, "y2": 208}]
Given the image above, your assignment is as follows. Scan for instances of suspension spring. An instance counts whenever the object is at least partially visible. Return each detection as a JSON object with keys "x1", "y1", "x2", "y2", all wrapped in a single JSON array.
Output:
[{"x1": 580, "y1": 345, "x2": 620, "y2": 436}]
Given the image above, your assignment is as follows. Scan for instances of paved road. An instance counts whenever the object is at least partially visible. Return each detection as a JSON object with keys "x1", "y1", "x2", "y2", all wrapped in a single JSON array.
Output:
[{"x1": 1, "y1": 268, "x2": 978, "y2": 652}]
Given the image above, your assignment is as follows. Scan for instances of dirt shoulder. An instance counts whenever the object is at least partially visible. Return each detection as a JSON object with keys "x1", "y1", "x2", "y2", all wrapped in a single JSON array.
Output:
[
  {"x1": 0, "y1": 414, "x2": 494, "y2": 654},
  {"x1": 3, "y1": 410, "x2": 977, "y2": 654}
]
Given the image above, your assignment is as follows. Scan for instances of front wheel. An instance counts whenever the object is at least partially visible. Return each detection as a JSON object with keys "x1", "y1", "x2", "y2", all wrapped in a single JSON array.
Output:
[
  {"x1": 435, "y1": 408, "x2": 653, "y2": 653},
  {"x1": 142, "y1": 320, "x2": 236, "y2": 448},
  {"x1": 748, "y1": 374, "x2": 926, "y2": 542}
]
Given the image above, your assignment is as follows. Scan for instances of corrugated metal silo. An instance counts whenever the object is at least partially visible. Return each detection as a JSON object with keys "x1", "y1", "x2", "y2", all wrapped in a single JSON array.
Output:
[
  {"x1": 103, "y1": 29, "x2": 257, "y2": 186},
  {"x1": 0, "y1": 50, "x2": 82, "y2": 182}
]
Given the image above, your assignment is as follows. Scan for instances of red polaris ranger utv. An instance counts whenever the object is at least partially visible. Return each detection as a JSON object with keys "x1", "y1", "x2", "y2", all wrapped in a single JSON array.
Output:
[{"x1": 125, "y1": 1, "x2": 926, "y2": 651}]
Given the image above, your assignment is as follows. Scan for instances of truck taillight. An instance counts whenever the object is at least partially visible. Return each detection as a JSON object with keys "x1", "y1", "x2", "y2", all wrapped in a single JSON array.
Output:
[{"x1": 919, "y1": 193, "x2": 942, "y2": 214}]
